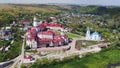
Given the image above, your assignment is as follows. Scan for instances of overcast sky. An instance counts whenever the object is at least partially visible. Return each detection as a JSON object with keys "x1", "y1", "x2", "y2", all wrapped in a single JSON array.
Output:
[{"x1": 0, "y1": 0, "x2": 120, "y2": 6}]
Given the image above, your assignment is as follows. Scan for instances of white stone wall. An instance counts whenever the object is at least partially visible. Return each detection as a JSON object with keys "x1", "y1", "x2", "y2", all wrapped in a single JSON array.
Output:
[
  {"x1": 86, "y1": 30, "x2": 91, "y2": 40},
  {"x1": 26, "y1": 39, "x2": 37, "y2": 49},
  {"x1": 46, "y1": 26, "x2": 63, "y2": 31},
  {"x1": 37, "y1": 34, "x2": 53, "y2": 39},
  {"x1": 91, "y1": 35, "x2": 101, "y2": 41}
]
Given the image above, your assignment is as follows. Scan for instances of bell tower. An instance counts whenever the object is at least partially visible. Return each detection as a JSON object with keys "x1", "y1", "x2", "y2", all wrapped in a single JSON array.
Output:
[
  {"x1": 86, "y1": 27, "x2": 91, "y2": 40},
  {"x1": 33, "y1": 16, "x2": 38, "y2": 26}
]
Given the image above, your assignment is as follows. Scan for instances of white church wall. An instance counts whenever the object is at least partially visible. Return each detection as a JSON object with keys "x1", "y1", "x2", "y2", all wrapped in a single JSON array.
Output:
[{"x1": 85, "y1": 28, "x2": 102, "y2": 41}]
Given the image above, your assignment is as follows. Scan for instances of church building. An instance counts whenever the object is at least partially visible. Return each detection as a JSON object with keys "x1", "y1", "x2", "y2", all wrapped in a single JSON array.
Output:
[{"x1": 86, "y1": 27, "x2": 102, "y2": 41}]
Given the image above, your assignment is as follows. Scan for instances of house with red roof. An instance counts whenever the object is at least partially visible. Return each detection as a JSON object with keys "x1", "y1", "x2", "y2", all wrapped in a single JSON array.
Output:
[
  {"x1": 46, "y1": 23, "x2": 64, "y2": 31},
  {"x1": 22, "y1": 20, "x2": 30, "y2": 25},
  {"x1": 23, "y1": 55, "x2": 35, "y2": 63}
]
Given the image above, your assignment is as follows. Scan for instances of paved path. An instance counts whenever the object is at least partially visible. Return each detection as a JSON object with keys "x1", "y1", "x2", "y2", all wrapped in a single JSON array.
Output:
[
  {"x1": 69, "y1": 38, "x2": 77, "y2": 51},
  {"x1": 18, "y1": 39, "x2": 25, "y2": 68}
]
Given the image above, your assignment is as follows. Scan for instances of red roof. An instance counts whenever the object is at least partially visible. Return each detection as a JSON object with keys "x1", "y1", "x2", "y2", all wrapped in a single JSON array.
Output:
[
  {"x1": 24, "y1": 55, "x2": 33, "y2": 59},
  {"x1": 47, "y1": 23, "x2": 63, "y2": 27},
  {"x1": 54, "y1": 34, "x2": 65, "y2": 42},
  {"x1": 22, "y1": 20, "x2": 30, "y2": 24},
  {"x1": 26, "y1": 33, "x2": 36, "y2": 40},
  {"x1": 54, "y1": 38, "x2": 64, "y2": 42},
  {"x1": 27, "y1": 29, "x2": 36, "y2": 34},
  {"x1": 31, "y1": 26, "x2": 38, "y2": 31},
  {"x1": 55, "y1": 34, "x2": 67, "y2": 39},
  {"x1": 26, "y1": 26, "x2": 38, "y2": 34},
  {"x1": 26, "y1": 35, "x2": 36, "y2": 39},
  {"x1": 26, "y1": 29, "x2": 36, "y2": 40},
  {"x1": 44, "y1": 20, "x2": 49, "y2": 23},
  {"x1": 38, "y1": 30, "x2": 55, "y2": 35},
  {"x1": 39, "y1": 23, "x2": 64, "y2": 28},
  {"x1": 38, "y1": 38, "x2": 52, "y2": 41},
  {"x1": 39, "y1": 23, "x2": 47, "y2": 28},
  {"x1": 38, "y1": 38, "x2": 64, "y2": 44},
  {"x1": 38, "y1": 38, "x2": 53, "y2": 44}
]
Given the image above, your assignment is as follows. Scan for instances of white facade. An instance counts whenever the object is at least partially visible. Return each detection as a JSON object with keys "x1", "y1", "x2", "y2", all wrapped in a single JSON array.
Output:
[
  {"x1": 37, "y1": 34, "x2": 53, "y2": 39},
  {"x1": 46, "y1": 26, "x2": 68, "y2": 32},
  {"x1": 38, "y1": 21, "x2": 43, "y2": 25},
  {"x1": 49, "y1": 41, "x2": 54, "y2": 46},
  {"x1": 86, "y1": 28, "x2": 91, "y2": 40},
  {"x1": 26, "y1": 32, "x2": 37, "y2": 49},
  {"x1": 91, "y1": 32, "x2": 101, "y2": 41},
  {"x1": 33, "y1": 16, "x2": 38, "y2": 27},
  {"x1": 46, "y1": 26, "x2": 63, "y2": 31},
  {"x1": 86, "y1": 28, "x2": 101, "y2": 41},
  {"x1": 26, "y1": 39, "x2": 37, "y2": 49}
]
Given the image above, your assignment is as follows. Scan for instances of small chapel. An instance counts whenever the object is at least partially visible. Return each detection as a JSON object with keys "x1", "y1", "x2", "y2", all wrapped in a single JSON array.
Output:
[{"x1": 86, "y1": 27, "x2": 102, "y2": 41}]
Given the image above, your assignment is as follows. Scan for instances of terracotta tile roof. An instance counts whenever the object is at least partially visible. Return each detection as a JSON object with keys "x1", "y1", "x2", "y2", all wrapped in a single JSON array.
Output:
[
  {"x1": 24, "y1": 55, "x2": 33, "y2": 59},
  {"x1": 38, "y1": 30, "x2": 55, "y2": 35},
  {"x1": 22, "y1": 20, "x2": 30, "y2": 24},
  {"x1": 38, "y1": 38, "x2": 52, "y2": 44},
  {"x1": 39, "y1": 23, "x2": 64, "y2": 28}
]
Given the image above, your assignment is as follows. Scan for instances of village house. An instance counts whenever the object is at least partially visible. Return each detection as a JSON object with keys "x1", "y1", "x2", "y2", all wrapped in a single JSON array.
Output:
[
  {"x1": 22, "y1": 20, "x2": 31, "y2": 25},
  {"x1": 23, "y1": 55, "x2": 35, "y2": 63},
  {"x1": 0, "y1": 27, "x2": 12, "y2": 41}
]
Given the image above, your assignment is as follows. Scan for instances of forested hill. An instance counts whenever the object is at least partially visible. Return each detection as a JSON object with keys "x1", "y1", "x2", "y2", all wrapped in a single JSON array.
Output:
[
  {"x1": 70, "y1": 5, "x2": 120, "y2": 21},
  {"x1": 77, "y1": 6, "x2": 120, "y2": 17}
]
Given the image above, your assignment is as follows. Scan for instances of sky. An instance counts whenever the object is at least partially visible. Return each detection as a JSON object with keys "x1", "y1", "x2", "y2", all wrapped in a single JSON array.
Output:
[{"x1": 0, "y1": 0, "x2": 120, "y2": 6}]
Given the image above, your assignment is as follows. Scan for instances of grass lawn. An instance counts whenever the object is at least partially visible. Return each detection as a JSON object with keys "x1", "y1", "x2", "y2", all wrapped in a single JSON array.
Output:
[
  {"x1": 0, "y1": 4, "x2": 60, "y2": 14},
  {"x1": 55, "y1": 31, "x2": 80, "y2": 38},
  {"x1": 116, "y1": 66, "x2": 120, "y2": 68},
  {"x1": 66, "y1": 32, "x2": 80, "y2": 38},
  {"x1": 84, "y1": 40, "x2": 103, "y2": 46}
]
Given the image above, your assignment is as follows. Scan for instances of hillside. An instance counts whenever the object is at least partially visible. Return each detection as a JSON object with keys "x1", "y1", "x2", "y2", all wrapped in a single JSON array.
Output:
[{"x1": 0, "y1": 4, "x2": 60, "y2": 15}]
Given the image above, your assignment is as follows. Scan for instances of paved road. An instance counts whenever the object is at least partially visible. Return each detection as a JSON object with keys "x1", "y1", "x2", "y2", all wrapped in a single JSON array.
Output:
[
  {"x1": 69, "y1": 38, "x2": 77, "y2": 51},
  {"x1": 18, "y1": 39, "x2": 25, "y2": 68}
]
